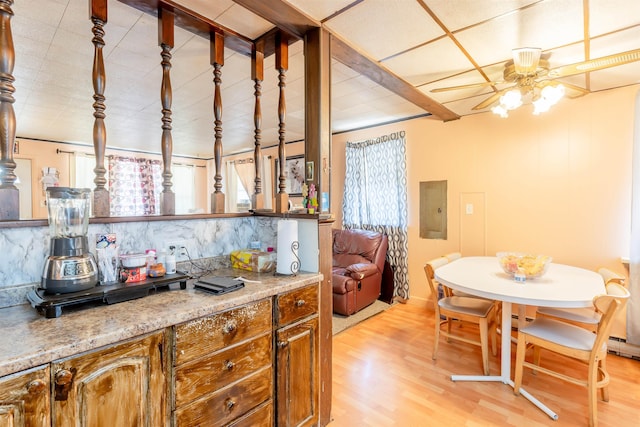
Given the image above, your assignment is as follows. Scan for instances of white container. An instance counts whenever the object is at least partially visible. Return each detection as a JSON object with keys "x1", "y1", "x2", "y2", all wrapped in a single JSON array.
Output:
[
  {"x1": 165, "y1": 254, "x2": 176, "y2": 274},
  {"x1": 120, "y1": 253, "x2": 148, "y2": 268}
]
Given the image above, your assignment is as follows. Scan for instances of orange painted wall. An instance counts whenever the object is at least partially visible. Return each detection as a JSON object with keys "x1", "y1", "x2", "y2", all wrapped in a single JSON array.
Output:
[{"x1": 330, "y1": 84, "x2": 637, "y2": 336}]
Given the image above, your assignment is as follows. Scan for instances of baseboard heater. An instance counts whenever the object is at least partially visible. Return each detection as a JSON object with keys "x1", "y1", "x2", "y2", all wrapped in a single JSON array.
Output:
[{"x1": 608, "y1": 337, "x2": 640, "y2": 360}]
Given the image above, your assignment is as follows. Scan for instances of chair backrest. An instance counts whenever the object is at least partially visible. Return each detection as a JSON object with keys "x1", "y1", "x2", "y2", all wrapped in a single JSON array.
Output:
[
  {"x1": 591, "y1": 283, "x2": 631, "y2": 353},
  {"x1": 424, "y1": 257, "x2": 449, "y2": 301},
  {"x1": 443, "y1": 252, "x2": 462, "y2": 262},
  {"x1": 597, "y1": 267, "x2": 626, "y2": 287},
  {"x1": 332, "y1": 228, "x2": 388, "y2": 273}
]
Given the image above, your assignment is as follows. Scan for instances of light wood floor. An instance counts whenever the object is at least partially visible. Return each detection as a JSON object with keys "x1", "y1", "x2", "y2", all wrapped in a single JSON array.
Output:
[{"x1": 330, "y1": 303, "x2": 640, "y2": 427}]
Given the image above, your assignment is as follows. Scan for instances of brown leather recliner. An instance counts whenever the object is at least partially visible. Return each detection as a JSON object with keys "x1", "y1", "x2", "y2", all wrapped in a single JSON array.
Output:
[{"x1": 332, "y1": 229, "x2": 388, "y2": 316}]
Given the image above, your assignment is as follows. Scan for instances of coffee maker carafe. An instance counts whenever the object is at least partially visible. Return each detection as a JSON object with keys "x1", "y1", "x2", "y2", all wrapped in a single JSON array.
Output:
[{"x1": 41, "y1": 187, "x2": 98, "y2": 294}]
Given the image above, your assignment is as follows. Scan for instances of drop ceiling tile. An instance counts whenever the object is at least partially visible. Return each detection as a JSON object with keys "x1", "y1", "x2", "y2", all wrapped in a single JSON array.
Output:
[
  {"x1": 15, "y1": 0, "x2": 66, "y2": 28},
  {"x1": 216, "y1": 4, "x2": 275, "y2": 39},
  {"x1": 284, "y1": 0, "x2": 354, "y2": 21},
  {"x1": 324, "y1": 0, "x2": 444, "y2": 60},
  {"x1": 454, "y1": 0, "x2": 584, "y2": 67},
  {"x1": 427, "y1": 0, "x2": 540, "y2": 32},
  {"x1": 590, "y1": 0, "x2": 640, "y2": 37},
  {"x1": 383, "y1": 37, "x2": 474, "y2": 85}
]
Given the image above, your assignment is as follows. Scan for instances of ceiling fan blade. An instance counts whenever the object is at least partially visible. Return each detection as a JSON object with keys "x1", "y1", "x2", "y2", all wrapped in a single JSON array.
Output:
[
  {"x1": 548, "y1": 48, "x2": 640, "y2": 78},
  {"x1": 431, "y1": 80, "x2": 503, "y2": 93},
  {"x1": 557, "y1": 82, "x2": 589, "y2": 97},
  {"x1": 472, "y1": 90, "x2": 505, "y2": 110}
]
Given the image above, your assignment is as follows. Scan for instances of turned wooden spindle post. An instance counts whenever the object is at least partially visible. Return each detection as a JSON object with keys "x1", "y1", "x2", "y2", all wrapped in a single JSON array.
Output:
[
  {"x1": 210, "y1": 29, "x2": 225, "y2": 213},
  {"x1": 159, "y1": 8, "x2": 175, "y2": 215},
  {"x1": 251, "y1": 41, "x2": 264, "y2": 210},
  {"x1": 275, "y1": 31, "x2": 289, "y2": 213},
  {"x1": 0, "y1": 0, "x2": 18, "y2": 220},
  {"x1": 90, "y1": 0, "x2": 109, "y2": 217}
]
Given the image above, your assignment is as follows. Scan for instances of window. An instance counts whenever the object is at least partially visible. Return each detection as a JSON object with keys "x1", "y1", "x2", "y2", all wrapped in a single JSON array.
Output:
[{"x1": 172, "y1": 164, "x2": 196, "y2": 214}]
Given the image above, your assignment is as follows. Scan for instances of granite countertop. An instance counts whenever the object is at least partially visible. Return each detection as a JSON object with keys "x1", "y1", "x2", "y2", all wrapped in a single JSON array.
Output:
[{"x1": 0, "y1": 269, "x2": 322, "y2": 378}]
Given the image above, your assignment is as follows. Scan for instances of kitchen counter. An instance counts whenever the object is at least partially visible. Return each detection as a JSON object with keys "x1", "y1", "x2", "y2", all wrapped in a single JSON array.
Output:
[{"x1": 0, "y1": 269, "x2": 322, "y2": 378}]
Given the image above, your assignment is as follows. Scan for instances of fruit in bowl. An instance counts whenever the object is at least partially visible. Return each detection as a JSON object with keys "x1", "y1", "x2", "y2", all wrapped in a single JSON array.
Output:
[{"x1": 497, "y1": 252, "x2": 552, "y2": 279}]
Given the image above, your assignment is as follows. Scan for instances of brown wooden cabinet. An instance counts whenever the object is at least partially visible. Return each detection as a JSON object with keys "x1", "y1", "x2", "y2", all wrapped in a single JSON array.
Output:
[
  {"x1": 51, "y1": 331, "x2": 167, "y2": 427},
  {"x1": 1, "y1": 281, "x2": 323, "y2": 427},
  {"x1": 0, "y1": 365, "x2": 50, "y2": 427},
  {"x1": 173, "y1": 298, "x2": 274, "y2": 426},
  {"x1": 275, "y1": 284, "x2": 320, "y2": 427}
]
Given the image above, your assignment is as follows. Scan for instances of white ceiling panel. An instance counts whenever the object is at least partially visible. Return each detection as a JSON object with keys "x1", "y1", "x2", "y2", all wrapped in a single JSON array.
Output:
[
  {"x1": 589, "y1": 0, "x2": 640, "y2": 37},
  {"x1": 9, "y1": 0, "x2": 640, "y2": 158},
  {"x1": 324, "y1": 0, "x2": 444, "y2": 60},
  {"x1": 283, "y1": 0, "x2": 352, "y2": 21},
  {"x1": 454, "y1": 0, "x2": 584, "y2": 67},
  {"x1": 383, "y1": 36, "x2": 474, "y2": 85},
  {"x1": 427, "y1": 0, "x2": 540, "y2": 31}
]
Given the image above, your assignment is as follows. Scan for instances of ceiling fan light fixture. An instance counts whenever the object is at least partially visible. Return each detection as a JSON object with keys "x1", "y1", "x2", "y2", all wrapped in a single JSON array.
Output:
[
  {"x1": 541, "y1": 83, "x2": 565, "y2": 104},
  {"x1": 532, "y1": 84, "x2": 565, "y2": 115},
  {"x1": 500, "y1": 89, "x2": 523, "y2": 110},
  {"x1": 513, "y1": 47, "x2": 542, "y2": 75},
  {"x1": 491, "y1": 104, "x2": 509, "y2": 118}
]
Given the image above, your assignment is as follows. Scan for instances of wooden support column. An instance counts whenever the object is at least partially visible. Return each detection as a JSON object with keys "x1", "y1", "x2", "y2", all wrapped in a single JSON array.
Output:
[
  {"x1": 0, "y1": 0, "x2": 18, "y2": 220},
  {"x1": 210, "y1": 29, "x2": 225, "y2": 213},
  {"x1": 274, "y1": 31, "x2": 289, "y2": 213},
  {"x1": 305, "y1": 27, "x2": 332, "y2": 215},
  {"x1": 158, "y1": 8, "x2": 175, "y2": 215},
  {"x1": 251, "y1": 40, "x2": 265, "y2": 210},
  {"x1": 305, "y1": 27, "x2": 333, "y2": 426},
  {"x1": 90, "y1": 0, "x2": 109, "y2": 217}
]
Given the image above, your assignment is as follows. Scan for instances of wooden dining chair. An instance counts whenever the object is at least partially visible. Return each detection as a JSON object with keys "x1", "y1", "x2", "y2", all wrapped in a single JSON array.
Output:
[
  {"x1": 513, "y1": 283, "x2": 630, "y2": 427},
  {"x1": 424, "y1": 257, "x2": 497, "y2": 375},
  {"x1": 535, "y1": 267, "x2": 625, "y2": 332}
]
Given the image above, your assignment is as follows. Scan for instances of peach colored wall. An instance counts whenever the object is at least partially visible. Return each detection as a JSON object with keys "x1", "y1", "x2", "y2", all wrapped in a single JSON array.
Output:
[{"x1": 330, "y1": 85, "x2": 637, "y2": 335}]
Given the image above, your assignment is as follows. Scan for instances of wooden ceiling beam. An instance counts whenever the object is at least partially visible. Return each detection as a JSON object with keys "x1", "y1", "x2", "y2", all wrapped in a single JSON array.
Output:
[
  {"x1": 118, "y1": 0, "x2": 254, "y2": 56},
  {"x1": 232, "y1": 0, "x2": 458, "y2": 122},
  {"x1": 331, "y1": 33, "x2": 460, "y2": 122},
  {"x1": 231, "y1": 0, "x2": 319, "y2": 39}
]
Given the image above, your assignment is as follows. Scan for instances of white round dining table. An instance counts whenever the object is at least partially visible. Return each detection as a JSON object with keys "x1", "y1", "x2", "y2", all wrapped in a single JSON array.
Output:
[{"x1": 435, "y1": 256, "x2": 606, "y2": 420}]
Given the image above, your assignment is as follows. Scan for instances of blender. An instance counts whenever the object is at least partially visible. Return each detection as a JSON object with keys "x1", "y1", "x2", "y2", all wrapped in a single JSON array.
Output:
[{"x1": 41, "y1": 187, "x2": 98, "y2": 294}]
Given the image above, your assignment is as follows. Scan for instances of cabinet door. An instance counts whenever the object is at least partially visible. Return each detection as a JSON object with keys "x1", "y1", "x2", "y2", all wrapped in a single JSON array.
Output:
[
  {"x1": 51, "y1": 331, "x2": 167, "y2": 427},
  {"x1": 0, "y1": 365, "x2": 50, "y2": 427},
  {"x1": 276, "y1": 316, "x2": 319, "y2": 427}
]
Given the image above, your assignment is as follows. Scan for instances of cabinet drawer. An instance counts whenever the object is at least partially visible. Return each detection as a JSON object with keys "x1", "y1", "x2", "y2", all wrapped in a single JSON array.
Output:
[
  {"x1": 175, "y1": 333, "x2": 272, "y2": 407},
  {"x1": 276, "y1": 284, "x2": 319, "y2": 327},
  {"x1": 174, "y1": 366, "x2": 272, "y2": 427},
  {"x1": 174, "y1": 298, "x2": 272, "y2": 366},
  {"x1": 227, "y1": 400, "x2": 273, "y2": 427}
]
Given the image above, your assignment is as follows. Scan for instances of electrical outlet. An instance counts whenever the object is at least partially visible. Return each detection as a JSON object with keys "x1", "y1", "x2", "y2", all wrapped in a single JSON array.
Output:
[
  {"x1": 164, "y1": 239, "x2": 184, "y2": 254},
  {"x1": 164, "y1": 239, "x2": 192, "y2": 262}
]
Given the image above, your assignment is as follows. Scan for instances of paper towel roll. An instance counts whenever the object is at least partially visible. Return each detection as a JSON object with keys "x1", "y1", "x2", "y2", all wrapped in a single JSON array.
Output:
[{"x1": 276, "y1": 219, "x2": 299, "y2": 275}]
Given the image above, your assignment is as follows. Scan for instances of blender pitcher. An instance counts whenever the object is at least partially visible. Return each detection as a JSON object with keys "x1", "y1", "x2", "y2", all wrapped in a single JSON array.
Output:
[{"x1": 42, "y1": 187, "x2": 98, "y2": 293}]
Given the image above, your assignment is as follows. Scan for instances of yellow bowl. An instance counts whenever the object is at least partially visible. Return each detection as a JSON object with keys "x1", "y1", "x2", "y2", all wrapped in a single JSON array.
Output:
[{"x1": 497, "y1": 252, "x2": 552, "y2": 279}]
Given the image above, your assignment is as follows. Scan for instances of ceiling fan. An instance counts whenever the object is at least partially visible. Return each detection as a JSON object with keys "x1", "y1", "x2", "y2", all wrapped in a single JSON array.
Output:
[{"x1": 431, "y1": 47, "x2": 640, "y2": 115}]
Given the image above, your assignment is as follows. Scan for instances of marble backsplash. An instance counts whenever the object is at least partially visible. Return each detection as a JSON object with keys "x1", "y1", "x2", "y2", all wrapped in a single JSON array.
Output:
[{"x1": 0, "y1": 216, "x2": 280, "y2": 308}]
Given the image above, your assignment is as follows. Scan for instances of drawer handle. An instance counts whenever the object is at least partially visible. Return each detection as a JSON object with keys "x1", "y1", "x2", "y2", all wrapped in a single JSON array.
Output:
[
  {"x1": 278, "y1": 340, "x2": 289, "y2": 349},
  {"x1": 223, "y1": 321, "x2": 237, "y2": 334},
  {"x1": 295, "y1": 299, "x2": 306, "y2": 307},
  {"x1": 225, "y1": 399, "x2": 236, "y2": 411},
  {"x1": 54, "y1": 368, "x2": 75, "y2": 401},
  {"x1": 27, "y1": 379, "x2": 46, "y2": 394},
  {"x1": 55, "y1": 369, "x2": 73, "y2": 386},
  {"x1": 225, "y1": 360, "x2": 235, "y2": 371}
]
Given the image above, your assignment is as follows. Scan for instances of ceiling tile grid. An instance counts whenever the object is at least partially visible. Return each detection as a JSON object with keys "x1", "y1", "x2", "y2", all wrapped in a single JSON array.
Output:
[{"x1": 8, "y1": 0, "x2": 640, "y2": 158}]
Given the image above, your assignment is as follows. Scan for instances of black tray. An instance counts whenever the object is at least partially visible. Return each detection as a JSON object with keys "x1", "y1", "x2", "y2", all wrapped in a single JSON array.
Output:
[{"x1": 28, "y1": 272, "x2": 190, "y2": 318}]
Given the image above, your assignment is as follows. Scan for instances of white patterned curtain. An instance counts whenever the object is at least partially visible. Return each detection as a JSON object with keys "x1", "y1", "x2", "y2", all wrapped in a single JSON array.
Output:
[
  {"x1": 108, "y1": 156, "x2": 162, "y2": 216},
  {"x1": 342, "y1": 131, "x2": 409, "y2": 299},
  {"x1": 629, "y1": 91, "x2": 640, "y2": 345}
]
